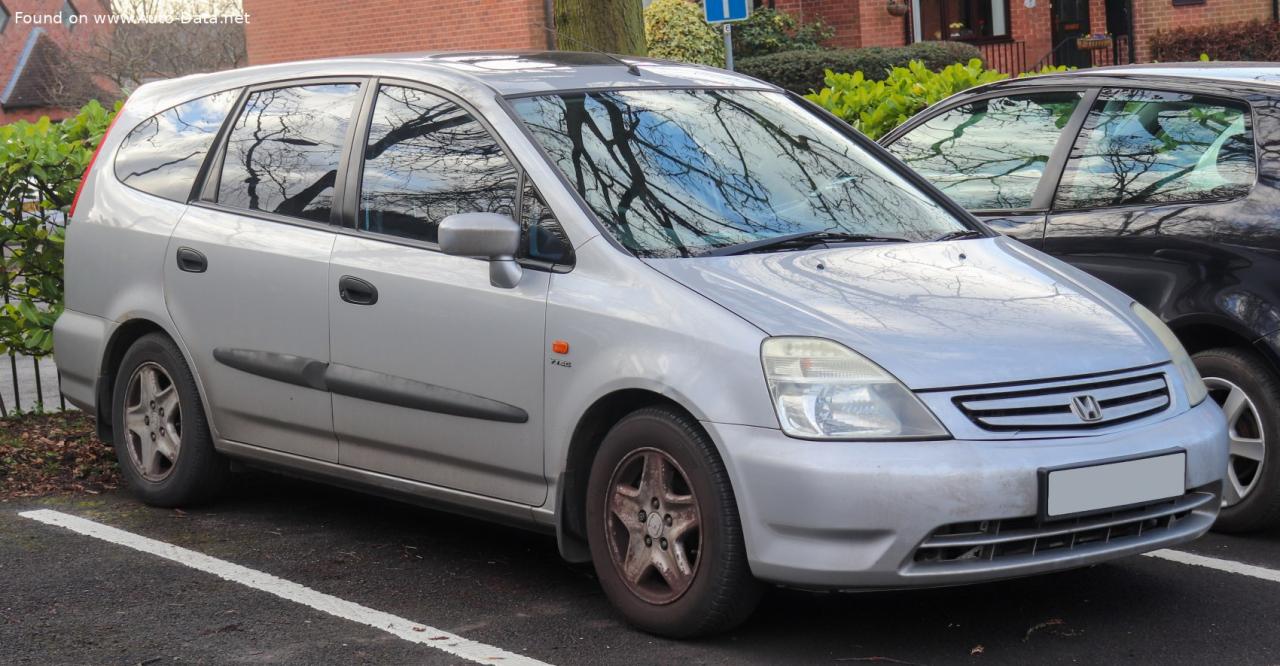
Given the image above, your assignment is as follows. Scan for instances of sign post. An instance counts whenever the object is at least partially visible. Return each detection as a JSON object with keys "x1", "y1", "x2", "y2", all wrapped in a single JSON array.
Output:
[{"x1": 703, "y1": 0, "x2": 750, "y2": 71}]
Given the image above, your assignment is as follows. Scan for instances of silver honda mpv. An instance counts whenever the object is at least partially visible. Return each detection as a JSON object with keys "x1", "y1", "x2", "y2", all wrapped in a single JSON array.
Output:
[{"x1": 54, "y1": 52, "x2": 1228, "y2": 637}]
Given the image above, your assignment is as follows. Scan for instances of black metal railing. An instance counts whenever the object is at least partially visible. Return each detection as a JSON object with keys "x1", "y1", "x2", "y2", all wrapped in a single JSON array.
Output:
[
  {"x1": 0, "y1": 260, "x2": 67, "y2": 416},
  {"x1": 977, "y1": 40, "x2": 1028, "y2": 75},
  {"x1": 0, "y1": 352, "x2": 67, "y2": 416},
  {"x1": 1033, "y1": 34, "x2": 1135, "y2": 71}
]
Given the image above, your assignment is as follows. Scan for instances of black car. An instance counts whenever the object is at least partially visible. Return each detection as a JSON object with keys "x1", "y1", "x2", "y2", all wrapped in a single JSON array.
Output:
[{"x1": 881, "y1": 63, "x2": 1280, "y2": 532}]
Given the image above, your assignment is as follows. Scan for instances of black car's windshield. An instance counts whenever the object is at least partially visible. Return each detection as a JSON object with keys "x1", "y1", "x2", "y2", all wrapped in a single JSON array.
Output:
[{"x1": 510, "y1": 88, "x2": 967, "y2": 258}]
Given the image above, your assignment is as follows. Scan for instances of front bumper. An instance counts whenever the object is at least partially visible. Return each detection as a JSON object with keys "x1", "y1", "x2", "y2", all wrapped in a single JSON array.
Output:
[{"x1": 705, "y1": 399, "x2": 1227, "y2": 589}]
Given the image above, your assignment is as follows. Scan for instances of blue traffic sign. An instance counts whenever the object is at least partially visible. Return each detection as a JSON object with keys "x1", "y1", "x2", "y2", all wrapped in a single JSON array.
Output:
[{"x1": 704, "y1": 0, "x2": 750, "y2": 23}]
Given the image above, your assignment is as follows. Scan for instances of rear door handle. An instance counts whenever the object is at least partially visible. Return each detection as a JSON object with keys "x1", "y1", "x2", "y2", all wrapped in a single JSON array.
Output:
[
  {"x1": 338, "y1": 275, "x2": 378, "y2": 305},
  {"x1": 176, "y1": 247, "x2": 207, "y2": 273}
]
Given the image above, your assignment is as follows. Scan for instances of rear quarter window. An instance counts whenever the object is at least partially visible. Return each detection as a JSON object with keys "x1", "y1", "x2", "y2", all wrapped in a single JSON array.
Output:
[{"x1": 113, "y1": 90, "x2": 239, "y2": 202}]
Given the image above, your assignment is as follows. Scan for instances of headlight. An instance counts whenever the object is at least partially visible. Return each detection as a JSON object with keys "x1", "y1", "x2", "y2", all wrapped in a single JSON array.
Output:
[
  {"x1": 1131, "y1": 303, "x2": 1207, "y2": 406},
  {"x1": 761, "y1": 337, "x2": 950, "y2": 440}
]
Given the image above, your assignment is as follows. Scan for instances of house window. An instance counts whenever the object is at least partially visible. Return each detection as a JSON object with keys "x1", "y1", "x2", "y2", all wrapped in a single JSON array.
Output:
[
  {"x1": 60, "y1": 0, "x2": 79, "y2": 29},
  {"x1": 913, "y1": 0, "x2": 1009, "y2": 41}
]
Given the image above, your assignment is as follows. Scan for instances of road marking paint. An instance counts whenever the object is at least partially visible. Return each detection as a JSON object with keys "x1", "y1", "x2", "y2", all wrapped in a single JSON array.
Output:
[
  {"x1": 1146, "y1": 548, "x2": 1280, "y2": 583},
  {"x1": 19, "y1": 509, "x2": 551, "y2": 666}
]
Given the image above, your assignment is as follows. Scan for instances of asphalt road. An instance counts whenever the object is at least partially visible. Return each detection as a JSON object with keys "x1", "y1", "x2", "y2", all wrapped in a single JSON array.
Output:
[{"x1": 3, "y1": 472, "x2": 1278, "y2": 665}]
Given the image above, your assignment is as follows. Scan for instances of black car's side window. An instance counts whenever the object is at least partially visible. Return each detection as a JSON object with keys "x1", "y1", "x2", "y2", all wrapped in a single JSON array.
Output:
[
  {"x1": 1055, "y1": 90, "x2": 1255, "y2": 210},
  {"x1": 217, "y1": 83, "x2": 362, "y2": 223},
  {"x1": 114, "y1": 89, "x2": 239, "y2": 202},
  {"x1": 358, "y1": 85, "x2": 517, "y2": 244},
  {"x1": 887, "y1": 92, "x2": 1083, "y2": 210}
]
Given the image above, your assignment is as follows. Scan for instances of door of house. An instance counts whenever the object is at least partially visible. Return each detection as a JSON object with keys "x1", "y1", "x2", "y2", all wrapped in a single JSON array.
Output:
[{"x1": 1052, "y1": 0, "x2": 1092, "y2": 68}]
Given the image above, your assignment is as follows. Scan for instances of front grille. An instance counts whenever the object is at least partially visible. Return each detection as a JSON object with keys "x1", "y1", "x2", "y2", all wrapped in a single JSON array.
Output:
[
  {"x1": 954, "y1": 371, "x2": 1170, "y2": 432},
  {"x1": 913, "y1": 491, "x2": 1213, "y2": 566}
]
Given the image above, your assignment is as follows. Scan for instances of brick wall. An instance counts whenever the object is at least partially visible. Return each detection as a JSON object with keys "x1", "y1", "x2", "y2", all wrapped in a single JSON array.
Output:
[
  {"x1": 858, "y1": 0, "x2": 910, "y2": 47},
  {"x1": 770, "y1": 0, "x2": 863, "y2": 47},
  {"x1": 1131, "y1": 0, "x2": 1272, "y2": 61},
  {"x1": 243, "y1": 0, "x2": 548, "y2": 65},
  {"x1": 1008, "y1": 0, "x2": 1054, "y2": 69},
  {"x1": 0, "y1": 0, "x2": 110, "y2": 123}
]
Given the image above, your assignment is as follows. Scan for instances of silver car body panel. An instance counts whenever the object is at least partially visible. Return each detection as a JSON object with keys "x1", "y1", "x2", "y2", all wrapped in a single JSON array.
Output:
[
  {"x1": 328, "y1": 235, "x2": 551, "y2": 506},
  {"x1": 645, "y1": 237, "x2": 1166, "y2": 390},
  {"x1": 165, "y1": 205, "x2": 339, "y2": 461},
  {"x1": 52, "y1": 52, "x2": 1228, "y2": 590}
]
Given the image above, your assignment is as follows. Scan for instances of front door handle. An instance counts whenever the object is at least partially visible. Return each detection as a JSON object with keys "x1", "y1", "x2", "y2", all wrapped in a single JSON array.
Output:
[
  {"x1": 176, "y1": 247, "x2": 207, "y2": 273},
  {"x1": 338, "y1": 275, "x2": 378, "y2": 305}
]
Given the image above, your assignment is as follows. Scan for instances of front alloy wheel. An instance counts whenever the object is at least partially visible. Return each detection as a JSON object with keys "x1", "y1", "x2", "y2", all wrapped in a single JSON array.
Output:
[
  {"x1": 1205, "y1": 376, "x2": 1266, "y2": 507},
  {"x1": 1193, "y1": 346, "x2": 1280, "y2": 533},
  {"x1": 604, "y1": 448, "x2": 702, "y2": 604},
  {"x1": 585, "y1": 406, "x2": 761, "y2": 637}
]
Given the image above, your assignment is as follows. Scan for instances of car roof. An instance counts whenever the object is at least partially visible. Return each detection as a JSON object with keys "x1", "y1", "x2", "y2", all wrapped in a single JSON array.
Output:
[
  {"x1": 134, "y1": 50, "x2": 774, "y2": 107},
  {"x1": 971, "y1": 62, "x2": 1280, "y2": 96}
]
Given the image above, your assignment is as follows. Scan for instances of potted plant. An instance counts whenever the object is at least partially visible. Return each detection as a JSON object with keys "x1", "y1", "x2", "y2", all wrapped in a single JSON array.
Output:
[{"x1": 1077, "y1": 33, "x2": 1113, "y2": 50}]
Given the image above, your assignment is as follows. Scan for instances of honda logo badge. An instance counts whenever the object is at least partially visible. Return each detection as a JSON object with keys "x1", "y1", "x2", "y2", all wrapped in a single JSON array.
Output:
[{"x1": 1070, "y1": 395, "x2": 1103, "y2": 423}]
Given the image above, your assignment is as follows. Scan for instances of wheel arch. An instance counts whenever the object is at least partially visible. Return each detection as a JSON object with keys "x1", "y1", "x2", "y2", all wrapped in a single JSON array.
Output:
[
  {"x1": 1170, "y1": 315, "x2": 1280, "y2": 376},
  {"x1": 96, "y1": 317, "x2": 208, "y2": 443},
  {"x1": 555, "y1": 388, "x2": 721, "y2": 563}
]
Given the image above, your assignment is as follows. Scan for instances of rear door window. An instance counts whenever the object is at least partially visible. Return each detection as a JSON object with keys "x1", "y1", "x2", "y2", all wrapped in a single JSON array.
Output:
[
  {"x1": 114, "y1": 89, "x2": 238, "y2": 202},
  {"x1": 216, "y1": 83, "x2": 362, "y2": 223},
  {"x1": 887, "y1": 92, "x2": 1083, "y2": 210},
  {"x1": 1054, "y1": 90, "x2": 1255, "y2": 210}
]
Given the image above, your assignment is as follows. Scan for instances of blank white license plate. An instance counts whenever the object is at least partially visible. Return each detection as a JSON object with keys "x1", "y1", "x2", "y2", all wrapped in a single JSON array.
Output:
[{"x1": 1045, "y1": 452, "x2": 1186, "y2": 519}]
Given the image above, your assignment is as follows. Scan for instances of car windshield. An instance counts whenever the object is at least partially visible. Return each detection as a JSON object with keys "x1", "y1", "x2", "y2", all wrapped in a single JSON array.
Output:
[{"x1": 510, "y1": 88, "x2": 967, "y2": 258}]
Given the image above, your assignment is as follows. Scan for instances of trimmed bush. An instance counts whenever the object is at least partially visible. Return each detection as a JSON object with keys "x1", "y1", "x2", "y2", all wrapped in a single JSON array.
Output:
[
  {"x1": 644, "y1": 0, "x2": 725, "y2": 67},
  {"x1": 732, "y1": 8, "x2": 833, "y2": 58},
  {"x1": 1151, "y1": 19, "x2": 1280, "y2": 62},
  {"x1": 0, "y1": 100, "x2": 116, "y2": 356},
  {"x1": 736, "y1": 41, "x2": 984, "y2": 94},
  {"x1": 805, "y1": 59, "x2": 1008, "y2": 140}
]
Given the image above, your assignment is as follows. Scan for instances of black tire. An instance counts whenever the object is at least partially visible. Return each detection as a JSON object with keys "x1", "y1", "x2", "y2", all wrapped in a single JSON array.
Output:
[
  {"x1": 1194, "y1": 347, "x2": 1280, "y2": 533},
  {"x1": 585, "y1": 406, "x2": 762, "y2": 637},
  {"x1": 111, "y1": 333, "x2": 228, "y2": 507}
]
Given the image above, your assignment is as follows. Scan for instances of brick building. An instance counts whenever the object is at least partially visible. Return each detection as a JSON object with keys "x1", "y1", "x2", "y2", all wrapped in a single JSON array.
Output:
[
  {"x1": 0, "y1": 0, "x2": 111, "y2": 123},
  {"x1": 770, "y1": 0, "x2": 1274, "y2": 69},
  {"x1": 242, "y1": 0, "x2": 1276, "y2": 73}
]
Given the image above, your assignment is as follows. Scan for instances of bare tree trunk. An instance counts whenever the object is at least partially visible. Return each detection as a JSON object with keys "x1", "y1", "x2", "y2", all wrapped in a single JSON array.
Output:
[{"x1": 552, "y1": 0, "x2": 646, "y2": 56}]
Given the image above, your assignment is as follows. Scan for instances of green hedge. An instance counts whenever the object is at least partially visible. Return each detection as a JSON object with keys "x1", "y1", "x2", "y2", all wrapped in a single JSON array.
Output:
[
  {"x1": 644, "y1": 0, "x2": 725, "y2": 67},
  {"x1": 0, "y1": 101, "x2": 116, "y2": 356},
  {"x1": 737, "y1": 41, "x2": 984, "y2": 94},
  {"x1": 731, "y1": 8, "x2": 833, "y2": 58},
  {"x1": 1151, "y1": 19, "x2": 1280, "y2": 61}
]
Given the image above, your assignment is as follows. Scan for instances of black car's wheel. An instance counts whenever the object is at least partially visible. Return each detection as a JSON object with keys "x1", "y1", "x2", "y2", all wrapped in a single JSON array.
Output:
[
  {"x1": 585, "y1": 406, "x2": 761, "y2": 637},
  {"x1": 1194, "y1": 347, "x2": 1280, "y2": 532},
  {"x1": 112, "y1": 333, "x2": 228, "y2": 507}
]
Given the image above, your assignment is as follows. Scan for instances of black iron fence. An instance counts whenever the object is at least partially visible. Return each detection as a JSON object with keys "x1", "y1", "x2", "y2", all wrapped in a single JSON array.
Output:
[{"x1": 0, "y1": 352, "x2": 67, "y2": 416}]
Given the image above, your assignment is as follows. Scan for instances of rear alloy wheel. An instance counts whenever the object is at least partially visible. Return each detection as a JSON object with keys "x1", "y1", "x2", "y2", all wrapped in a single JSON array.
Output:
[
  {"x1": 113, "y1": 333, "x2": 228, "y2": 507},
  {"x1": 123, "y1": 362, "x2": 183, "y2": 481},
  {"x1": 586, "y1": 406, "x2": 761, "y2": 637},
  {"x1": 1194, "y1": 347, "x2": 1280, "y2": 532}
]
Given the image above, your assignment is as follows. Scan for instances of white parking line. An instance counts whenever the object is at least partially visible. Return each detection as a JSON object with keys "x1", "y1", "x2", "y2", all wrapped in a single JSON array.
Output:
[
  {"x1": 1146, "y1": 548, "x2": 1280, "y2": 583},
  {"x1": 18, "y1": 509, "x2": 551, "y2": 666}
]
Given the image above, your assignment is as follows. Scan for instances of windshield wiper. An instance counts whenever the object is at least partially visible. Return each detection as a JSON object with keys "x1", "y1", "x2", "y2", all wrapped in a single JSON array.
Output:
[
  {"x1": 932, "y1": 229, "x2": 986, "y2": 242},
  {"x1": 707, "y1": 230, "x2": 910, "y2": 257}
]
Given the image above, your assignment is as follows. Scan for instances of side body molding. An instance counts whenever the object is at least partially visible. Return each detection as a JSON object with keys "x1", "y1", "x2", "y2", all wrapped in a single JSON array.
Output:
[{"x1": 212, "y1": 348, "x2": 528, "y2": 423}]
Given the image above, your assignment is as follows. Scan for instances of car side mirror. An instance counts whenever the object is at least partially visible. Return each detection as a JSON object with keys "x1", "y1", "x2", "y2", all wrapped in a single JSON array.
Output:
[{"x1": 439, "y1": 213, "x2": 523, "y2": 289}]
